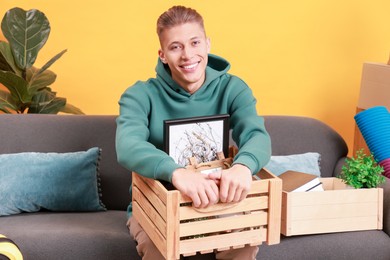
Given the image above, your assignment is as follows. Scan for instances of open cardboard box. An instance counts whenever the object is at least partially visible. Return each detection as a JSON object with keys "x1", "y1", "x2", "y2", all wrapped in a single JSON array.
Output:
[
  {"x1": 281, "y1": 177, "x2": 383, "y2": 236},
  {"x1": 354, "y1": 62, "x2": 390, "y2": 155},
  {"x1": 358, "y1": 62, "x2": 390, "y2": 110}
]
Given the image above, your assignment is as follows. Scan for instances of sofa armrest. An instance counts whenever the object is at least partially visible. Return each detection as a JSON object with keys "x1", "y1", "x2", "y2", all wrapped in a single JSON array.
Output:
[
  {"x1": 381, "y1": 176, "x2": 390, "y2": 236},
  {"x1": 332, "y1": 156, "x2": 348, "y2": 177}
]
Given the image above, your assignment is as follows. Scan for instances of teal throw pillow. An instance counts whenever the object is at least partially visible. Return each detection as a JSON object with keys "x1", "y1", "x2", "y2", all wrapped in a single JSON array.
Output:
[
  {"x1": 0, "y1": 147, "x2": 106, "y2": 216},
  {"x1": 264, "y1": 152, "x2": 321, "y2": 176}
]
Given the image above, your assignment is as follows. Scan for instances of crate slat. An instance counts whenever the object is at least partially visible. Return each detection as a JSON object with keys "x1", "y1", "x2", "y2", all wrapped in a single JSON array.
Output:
[
  {"x1": 140, "y1": 176, "x2": 169, "y2": 205},
  {"x1": 166, "y1": 191, "x2": 180, "y2": 260},
  {"x1": 179, "y1": 171, "x2": 272, "y2": 204},
  {"x1": 179, "y1": 228, "x2": 266, "y2": 255},
  {"x1": 249, "y1": 180, "x2": 271, "y2": 195},
  {"x1": 132, "y1": 202, "x2": 168, "y2": 258},
  {"x1": 133, "y1": 186, "x2": 167, "y2": 238},
  {"x1": 133, "y1": 173, "x2": 167, "y2": 221},
  {"x1": 291, "y1": 202, "x2": 380, "y2": 220},
  {"x1": 265, "y1": 177, "x2": 282, "y2": 245},
  {"x1": 180, "y1": 211, "x2": 267, "y2": 237},
  {"x1": 179, "y1": 196, "x2": 268, "y2": 220},
  {"x1": 378, "y1": 188, "x2": 384, "y2": 229},
  {"x1": 288, "y1": 216, "x2": 379, "y2": 235},
  {"x1": 288, "y1": 188, "x2": 380, "y2": 207}
]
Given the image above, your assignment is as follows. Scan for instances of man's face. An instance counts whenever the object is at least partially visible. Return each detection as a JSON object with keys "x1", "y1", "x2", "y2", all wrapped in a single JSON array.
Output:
[{"x1": 158, "y1": 22, "x2": 210, "y2": 94}]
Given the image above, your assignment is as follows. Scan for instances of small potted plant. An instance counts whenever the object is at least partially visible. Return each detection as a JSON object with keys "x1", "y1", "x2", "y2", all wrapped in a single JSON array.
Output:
[{"x1": 339, "y1": 149, "x2": 386, "y2": 188}]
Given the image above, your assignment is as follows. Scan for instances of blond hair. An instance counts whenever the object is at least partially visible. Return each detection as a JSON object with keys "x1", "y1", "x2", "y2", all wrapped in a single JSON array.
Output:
[{"x1": 157, "y1": 6, "x2": 205, "y2": 37}]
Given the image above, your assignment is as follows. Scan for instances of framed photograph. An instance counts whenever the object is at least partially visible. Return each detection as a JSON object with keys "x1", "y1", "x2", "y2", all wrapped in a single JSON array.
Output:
[{"x1": 164, "y1": 114, "x2": 230, "y2": 167}]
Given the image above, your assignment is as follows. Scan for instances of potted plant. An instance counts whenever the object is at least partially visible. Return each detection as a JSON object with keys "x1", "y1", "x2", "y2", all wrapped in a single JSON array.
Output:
[
  {"x1": 339, "y1": 149, "x2": 386, "y2": 188},
  {"x1": 0, "y1": 7, "x2": 82, "y2": 114}
]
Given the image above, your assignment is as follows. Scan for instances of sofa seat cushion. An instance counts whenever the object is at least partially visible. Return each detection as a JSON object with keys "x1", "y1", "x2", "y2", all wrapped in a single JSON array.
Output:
[
  {"x1": 258, "y1": 231, "x2": 390, "y2": 260},
  {"x1": 0, "y1": 211, "x2": 138, "y2": 260}
]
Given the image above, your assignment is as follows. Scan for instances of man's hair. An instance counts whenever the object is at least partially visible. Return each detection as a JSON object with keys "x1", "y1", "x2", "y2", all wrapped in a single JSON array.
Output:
[{"x1": 157, "y1": 6, "x2": 205, "y2": 37}]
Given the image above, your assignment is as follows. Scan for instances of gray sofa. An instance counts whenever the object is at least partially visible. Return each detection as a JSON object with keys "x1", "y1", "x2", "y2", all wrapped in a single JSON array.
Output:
[{"x1": 0, "y1": 114, "x2": 388, "y2": 260}]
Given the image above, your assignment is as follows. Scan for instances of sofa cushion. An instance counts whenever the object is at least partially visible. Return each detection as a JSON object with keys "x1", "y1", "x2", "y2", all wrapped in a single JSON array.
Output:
[
  {"x1": 0, "y1": 147, "x2": 106, "y2": 216},
  {"x1": 0, "y1": 211, "x2": 136, "y2": 260},
  {"x1": 264, "y1": 152, "x2": 321, "y2": 176},
  {"x1": 258, "y1": 231, "x2": 390, "y2": 260}
]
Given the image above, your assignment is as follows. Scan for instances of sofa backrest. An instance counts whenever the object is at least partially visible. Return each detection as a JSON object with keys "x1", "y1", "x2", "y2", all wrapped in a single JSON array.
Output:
[
  {"x1": 263, "y1": 115, "x2": 349, "y2": 177},
  {"x1": 0, "y1": 114, "x2": 130, "y2": 211},
  {"x1": 0, "y1": 114, "x2": 348, "y2": 212}
]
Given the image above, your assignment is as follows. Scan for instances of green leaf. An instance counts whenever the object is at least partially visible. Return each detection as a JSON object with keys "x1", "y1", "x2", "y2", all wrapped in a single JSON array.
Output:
[
  {"x1": 0, "y1": 54, "x2": 12, "y2": 72},
  {"x1": 339, "y1": 149, "x2": 386, "y2": 188},
  {"x1": 0, "y1": 41, "x2": 21, "y2": 76},
  {"x1": 26, "y1": 66, "x2": 57, "y2": 93},
  {"x1": 0, "y1": 89, "x2": 17, "y2": 113},
  {"x1": 35, "y1": 49, "x2": 67, "y2": 78},
  {"x1": 25, "y1": 49, "x2": 66, "y2": 95},
  {"x1": 59, "y1": 103, "x2": 84, "y2": 114},
  {"x1": 1, "y1": 8, "x2": 50, "y2": 69},
  {"x1": 28, "y1": 88, "x2": 65, "y2": 114},
  {"x1": 0, "y1": 43, "x2": 14, "y2": 72},
  {"x1": 0, "y1": 70, "x2": 31, "y2": 103}
]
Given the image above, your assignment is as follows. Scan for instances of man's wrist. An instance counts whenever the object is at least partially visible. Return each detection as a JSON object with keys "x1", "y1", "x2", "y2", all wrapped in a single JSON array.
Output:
[
  {"x1": 172, "y1": 167, "x2": 185, "y2": 182},
  {"x1": 232, "y1": 163, "x2": 252, "y2": 174}
]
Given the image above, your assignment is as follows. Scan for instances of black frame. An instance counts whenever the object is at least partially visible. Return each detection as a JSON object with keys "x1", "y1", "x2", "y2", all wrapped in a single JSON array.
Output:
[{"x1": 164, "y1": 114, "x2": 230, "y2": 166}]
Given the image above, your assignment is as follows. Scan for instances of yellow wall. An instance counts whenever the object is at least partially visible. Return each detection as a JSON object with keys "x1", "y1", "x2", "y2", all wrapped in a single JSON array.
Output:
[{"x1": 1, "y1": 0, "x2": 390, "y2": 154}]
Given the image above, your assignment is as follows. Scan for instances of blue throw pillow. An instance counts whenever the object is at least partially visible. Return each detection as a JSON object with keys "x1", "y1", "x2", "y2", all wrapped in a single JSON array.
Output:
[
  {"x1": 0, "y1": 147, "x2": 106, "y2": 216},
  {"x1": 264, "y1": 152, "x2": 321, "y2": 176}
]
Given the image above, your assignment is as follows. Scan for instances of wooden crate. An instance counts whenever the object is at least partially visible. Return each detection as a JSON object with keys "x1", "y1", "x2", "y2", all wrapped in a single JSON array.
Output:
[
  {"x1": 132, "y1": 168, "x2": 282, "y2": 260},
  {"x1": 281, "y1": 177, "x2": 383, "y2": 236}
]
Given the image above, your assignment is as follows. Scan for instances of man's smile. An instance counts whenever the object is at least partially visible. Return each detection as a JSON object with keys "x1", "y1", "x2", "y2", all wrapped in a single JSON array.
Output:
[{"x1": 180, "y1": 62, "x2": 200, "y2": 70}]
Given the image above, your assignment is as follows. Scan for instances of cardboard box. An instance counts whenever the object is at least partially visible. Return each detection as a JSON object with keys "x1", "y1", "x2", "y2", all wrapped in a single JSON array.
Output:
[
  {"x1": 354, "y1": 61, "x2": 390, "y2": 155},
  {"x1": 132, "y1": 168, "x2": 282, "y2": 260},
  {"x1": 281, "y1": 177, "x2": 383, "y2": 236},
  {"x1": 358, "y1": 62, "x2": 390, "y2": 110}
]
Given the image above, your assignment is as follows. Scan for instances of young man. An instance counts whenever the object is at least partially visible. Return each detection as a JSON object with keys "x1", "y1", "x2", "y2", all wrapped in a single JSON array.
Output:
[{"x1": 116, "y1": 5, "x2": 271, "y2": 260}]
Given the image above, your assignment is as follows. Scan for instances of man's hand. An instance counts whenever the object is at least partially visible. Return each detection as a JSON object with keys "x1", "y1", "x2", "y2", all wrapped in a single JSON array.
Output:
[
  {"x1": 208, "y1": 164, "x2": 252, "y2": 203},
  {"x1": 172, "y1": 168, "x2": 219, "y2": 208}
]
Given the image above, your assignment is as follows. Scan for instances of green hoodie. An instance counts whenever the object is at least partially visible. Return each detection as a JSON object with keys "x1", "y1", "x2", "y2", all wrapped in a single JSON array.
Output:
[{"x1": 116, "y1": 54, "x2": 271, "y2": 215}]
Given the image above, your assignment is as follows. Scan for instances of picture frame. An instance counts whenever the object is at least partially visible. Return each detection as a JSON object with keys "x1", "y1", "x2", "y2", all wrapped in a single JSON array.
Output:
[{"x1": 164, "y1": 114, "x2": 230, "y2": 167}]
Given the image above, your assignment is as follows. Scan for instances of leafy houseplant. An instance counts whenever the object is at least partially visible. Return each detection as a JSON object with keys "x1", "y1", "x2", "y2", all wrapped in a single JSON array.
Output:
[
  {"x1": 339, "y1": 149, "x2": 386, "y2": 189},
  {"x1": 0, "y1": 7, "x2": 83, "y2": 114}
]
